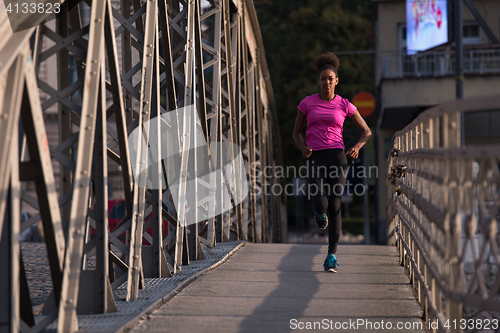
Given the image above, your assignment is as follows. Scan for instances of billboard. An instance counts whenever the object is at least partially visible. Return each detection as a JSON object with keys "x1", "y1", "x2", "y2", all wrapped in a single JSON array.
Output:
[{"x1": 406, "y1": 0, "x2": 448, "y2": 54}]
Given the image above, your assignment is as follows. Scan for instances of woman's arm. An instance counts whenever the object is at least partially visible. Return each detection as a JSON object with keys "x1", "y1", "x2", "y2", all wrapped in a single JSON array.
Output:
[
  {"x1": 345, "y1": 110, "x2": 372, "y2": 159},
  {"x1": 293, "y1": 110, "x2": 312, "y2": 158}
]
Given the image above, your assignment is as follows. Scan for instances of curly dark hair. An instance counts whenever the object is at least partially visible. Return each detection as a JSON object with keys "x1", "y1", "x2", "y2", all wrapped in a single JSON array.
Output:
[{"x1": 310, "y1": 52, "x2": 340, "y2": 77}]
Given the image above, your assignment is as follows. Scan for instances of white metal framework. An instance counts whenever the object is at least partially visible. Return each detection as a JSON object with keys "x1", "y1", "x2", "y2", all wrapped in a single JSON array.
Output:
[
  {"x1": 0, "y1": 0, "x2": 286, "y2": 332},
  {"x1": 387, "y1": 96, "x2": 500, "y2": 332}
]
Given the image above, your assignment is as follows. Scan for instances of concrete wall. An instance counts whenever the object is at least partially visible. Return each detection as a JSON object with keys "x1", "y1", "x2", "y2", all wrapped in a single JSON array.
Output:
[
  {"x1": 463, "y1": 0, "x2": 500, "y2": 44},
  {"x1": 375, "y1": 1, "x2": 405, "y2": 83},
  {"x1": 381, "y1": 75, "x2": 500, "y2": 108}
]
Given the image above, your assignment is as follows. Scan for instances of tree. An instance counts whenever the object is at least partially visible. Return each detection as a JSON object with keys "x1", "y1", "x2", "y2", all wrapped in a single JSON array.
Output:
[{"x1": 254, "y1": 0, "x2": 375, "y2": 169}]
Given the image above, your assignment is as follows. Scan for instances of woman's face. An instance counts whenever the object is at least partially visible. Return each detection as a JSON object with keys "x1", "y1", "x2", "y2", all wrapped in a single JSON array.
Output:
[{"x1": 318, "y1": 69, "x2": 339, "y2": 94}]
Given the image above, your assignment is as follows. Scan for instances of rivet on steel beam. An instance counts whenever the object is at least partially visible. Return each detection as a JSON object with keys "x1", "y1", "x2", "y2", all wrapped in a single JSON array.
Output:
[
  {"x1": 92, "y1": 60, "x2": 97, "y2": 63},
  {"x1": 146, "y1": 54, "x2": 152, "y2": 57},
  {"x1": 147, "y1": 44, "x2": 153, "y2": 47},
  {"x1": 133, "y1": 255, "x2": 139, "y2": 259},
  {"x1": 95, "y1": 19, "x2": 101, "y2": 22},
  {"x1": 86, "y1": 126, "x2": 92, "y2": 130},
  {"x1": 92, "y1": 71, "x2": 97, "y2": 75}
]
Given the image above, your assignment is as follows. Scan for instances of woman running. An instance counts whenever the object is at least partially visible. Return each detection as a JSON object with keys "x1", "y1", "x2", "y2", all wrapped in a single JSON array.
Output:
[{"x1": 292, "y1": 52, "x2": 371, "y2": 272}]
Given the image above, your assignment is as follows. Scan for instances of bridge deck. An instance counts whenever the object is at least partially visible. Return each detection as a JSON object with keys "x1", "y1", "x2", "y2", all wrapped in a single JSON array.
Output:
[{"x1": 129, "y1": 243, "x2": 425, "y2": 333}]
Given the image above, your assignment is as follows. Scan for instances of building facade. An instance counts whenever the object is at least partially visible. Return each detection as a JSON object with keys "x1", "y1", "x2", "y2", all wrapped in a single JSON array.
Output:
[{"x1": 373, "y1": 0, "x2": 500, "y2": 241}]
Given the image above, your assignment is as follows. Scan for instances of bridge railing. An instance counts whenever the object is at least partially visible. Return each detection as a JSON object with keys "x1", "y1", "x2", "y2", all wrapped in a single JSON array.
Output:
[
  {"x1": 387, "y1": 96, "x2": 500, "y2": 332},
  {"x1": 0, "y1": 0, "x2": 286, "y2": 332}
]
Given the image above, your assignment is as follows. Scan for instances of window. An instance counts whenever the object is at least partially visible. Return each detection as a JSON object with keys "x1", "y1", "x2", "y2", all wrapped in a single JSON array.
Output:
[
  {"x1": 463, "y1": 22, "x2": 482, "y2": 45},
  {"x1": 398, "y1": 24, "x2": 415, "y2": 75},
  {"x1": 398, "y1": 24, "x2": 407, "y2": 51}
]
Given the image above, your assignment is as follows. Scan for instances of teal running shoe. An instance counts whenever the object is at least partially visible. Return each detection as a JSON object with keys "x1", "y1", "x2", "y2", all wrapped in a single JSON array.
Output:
[
  {"x1": 313, "y1": 210, "x2": 328, "y2": 229},
  {"x1": 323, "y1": 254, "x2": 339, "y2": 273}
]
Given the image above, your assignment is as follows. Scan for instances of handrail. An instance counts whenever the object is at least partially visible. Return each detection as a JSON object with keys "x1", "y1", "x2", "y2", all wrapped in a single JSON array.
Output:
[
  {"x1": 381, "y1": 48, "x2": 500, "y2": 79},
  {"x1": 387, "y1": 95, "x2": 500, "y2": 332}
]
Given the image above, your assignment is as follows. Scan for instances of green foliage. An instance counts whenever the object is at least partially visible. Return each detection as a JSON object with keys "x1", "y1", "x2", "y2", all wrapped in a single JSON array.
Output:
[{"x1": 254, "y1": 0, "x2": 376, "y2": 170}]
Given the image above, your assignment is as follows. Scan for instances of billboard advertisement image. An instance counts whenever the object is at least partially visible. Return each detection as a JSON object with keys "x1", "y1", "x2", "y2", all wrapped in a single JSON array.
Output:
[{"x1": 406, "y1": 0, "x2": 448, "y2": 54}]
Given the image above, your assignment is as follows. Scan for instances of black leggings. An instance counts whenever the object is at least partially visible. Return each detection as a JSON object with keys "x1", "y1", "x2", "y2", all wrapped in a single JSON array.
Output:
[{"x1": 307, "y1": 148, "x2": 347, "y2": 254}]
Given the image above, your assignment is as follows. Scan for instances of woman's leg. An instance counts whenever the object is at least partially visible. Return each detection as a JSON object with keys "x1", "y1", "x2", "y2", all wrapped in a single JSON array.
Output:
[
  {"x1": 307, "y1": 159, "x2": 329, "y2": 216},
  {"x1": 326, "y1": 160, "x2": 348, "y2": 255},
  {"x1": 310, "y1": 178, "x2": 329, "y2": 216}
]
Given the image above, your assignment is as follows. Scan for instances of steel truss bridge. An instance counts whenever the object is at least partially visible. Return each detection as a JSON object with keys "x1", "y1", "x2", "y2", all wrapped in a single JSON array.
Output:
[
  {"x1": 387, "y1": 96, "x2": 500, "y2": 332},
  {"x1": 0, "y1": 0, "x2": 286, "y2": 331}
]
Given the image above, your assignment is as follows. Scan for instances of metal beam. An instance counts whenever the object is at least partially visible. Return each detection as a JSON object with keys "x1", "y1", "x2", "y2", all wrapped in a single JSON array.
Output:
[
  {"x1": 57, "y1": 0, "x2": 107, "y2": 329},
  {"x1": 463, "y1": 0, "x2": 499, "y2": 44},
  {"x1": 455, "y1": 0, "x2": 464, "y2": 99},
  {"x1": 0, "y1": 1, "x2": 285, "y2": 330}
]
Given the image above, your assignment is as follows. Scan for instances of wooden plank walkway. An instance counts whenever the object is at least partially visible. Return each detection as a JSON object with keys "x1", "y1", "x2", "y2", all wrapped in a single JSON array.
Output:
[{"x1": 129, "y1": 243, "x2": 425, "y2": 333}]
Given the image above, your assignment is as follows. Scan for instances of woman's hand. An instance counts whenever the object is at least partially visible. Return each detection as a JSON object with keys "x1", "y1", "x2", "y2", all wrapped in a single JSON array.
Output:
[
  {"x1": 293, "y1": 110, "x2": 312, "y2": 158},
  {"x1": 346, "y1": 110, "x2": 372, "y2": 160},
  {"x1": 302, "y1": 146, "x2": 312, "y2": 158},
  {"x1": 346, "y1": 146, "x2": 360, "y2": 159}
]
